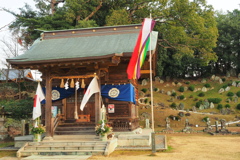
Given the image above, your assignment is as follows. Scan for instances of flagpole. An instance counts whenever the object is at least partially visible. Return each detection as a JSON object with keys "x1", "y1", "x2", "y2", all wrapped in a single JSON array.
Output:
[{"x1": 149, "y1": 13, "x2": 156, "y2": 154}]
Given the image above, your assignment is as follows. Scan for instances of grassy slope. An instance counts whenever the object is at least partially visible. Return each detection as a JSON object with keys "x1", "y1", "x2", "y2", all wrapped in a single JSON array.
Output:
[{"x1": 138, "y1": 76, "x2": 240, "y2": 132}]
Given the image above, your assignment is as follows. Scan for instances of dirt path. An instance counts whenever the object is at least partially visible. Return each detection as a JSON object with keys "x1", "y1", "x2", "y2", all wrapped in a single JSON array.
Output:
[{"x1": 89, "y1": 134, "x2": 240, "y2": 160}]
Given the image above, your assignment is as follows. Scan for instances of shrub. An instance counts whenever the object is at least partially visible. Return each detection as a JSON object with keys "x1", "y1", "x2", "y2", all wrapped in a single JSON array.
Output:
[
  {"x1": 188, "y1": 85, "x2": 195, "y2": 91},
  {"x1": 141, "y1": 88, "x2": 147, "y2": 93},
  {"x1": 202, "y1": 116, "x2": 209, "y2": 122},
  {"x1": 179, "y1": 95, "x2": 185, "y2": 100},
  {"x1": 217, "y1": 104, "x2": 223, "y2": 110},
  {"x1": 207, "y1": 98, "x2": 222, "y2": 104},
  {"x1": 171, "y1": 92, "x2": 177, "y2": 96},
  {"x1": 236, "y1": 104, "x2": 240, "y2": 110},
  {"x1": 204, "y1": 83, "x2": 211, "y2": 88},
  {"x1": 196, "y1": 101, "x2": 202, "y2": 108},
  {"x1": 225, "y1": 104, "x2": 231, "y2": 108},
  {"x1": 189, "y1": 95, "x2": 193, "y2": 98},
  {"x1": 178, "y1": 86, "x2": 184, "y2": 92},
  {"x1": 236, "y1": 91, "x2": 240, "y2": 97},
  {"x1": 170, "y1": 103, "x2": 177, "y2": 109},
  {"x1": 222, "y1": 84, "x2": 228, "y2": 89},
  {"x1": 185, "y1": 81, "x2": 190, "y2": 85},
  {"x1": 198, "y1": 92, "x2": 205, "y2": 97},
  {"x1": 3, "y1": 98, "x2": 33, "y2": 120},
  {"x1": 222, "y1": 78, "x2": 226, "y2": 82},
  {"x1": 227, "y1": 92, "x2": 234, "y2": 97},
  {"x1": 144, "y1": 98, "x2": 148, "y2": 104}
]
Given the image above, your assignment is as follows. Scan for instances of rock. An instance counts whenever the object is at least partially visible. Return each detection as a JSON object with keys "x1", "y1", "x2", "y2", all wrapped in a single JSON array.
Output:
[
  {"x1": 141, "y1": 79, "x2": 148, "y2": 86},
  {"x1": 201, "y1": 79, "x2": 207, "y2": 83},
  {"x1": 218, "y1": 88, "x2": 225, "y2": 93},
  {"x1": 160, "y1": 80, "x2": 164, "y2": 84},
  {"x1": 232, "y1": 81, "x2": 237, "y2": 87},
  {"x1": 225, "y1": 86, "x2": 231, "y2": 91},
  {"x1": 214, "y1": 76, "x2": 220, "y2": 81},
  {"x1": 155, "y1": 76, "x2": 161, "y2": 82},
  {"x1": 167, "y1": 91, "x2": 172, "y2": 96},
  {"x1": 211, "y1": 75, "x2": 215, "y2": 80},
  {"x1": 219, "y1": 78, "x2": 223, "y2": 84},
  {"x1": 209, "y1": 102, "x2": 214, "y2": 109},
  {"x1": 202, "y1": 87, "x2": 207, "y2": 92}
]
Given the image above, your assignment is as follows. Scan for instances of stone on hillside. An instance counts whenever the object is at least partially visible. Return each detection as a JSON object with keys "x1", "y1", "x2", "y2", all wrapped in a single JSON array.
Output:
[
  {"x1": 155, "y1": 76, "x2": 161, "y2": 82},
  {"x1": 225, "y1": 86, "x2": 230, "y2": 91},
  {"x1": 172, "y1": 82, "x2": 176, "y2": 86},
  {"x1": 139, "y1": 91, "x2": 145, "y2": 97},
  {"x1": 230, "y1": 68, "x2": 237, "y2": 76},
  {"x1": 198, "y1": 88, "x2": 201, "y2": 91},
  {"x1": 202, "y1": 87, "x2": 207, "y2": 92},
  {"x1": 179, "y1": 103, "x2": 184, "y2": 110},
  {"x1": 199, "y1": 105, "x2": 204, "y2": 110},
  {"x1": 178, "y1": 112, "x2": 184, "y2": 117},
  {"x1": 211, "y1": 75, "x2": 215, "y2": 80},
  {"x1": 166, "y1": 76, "x2": 170, "y2": 82},
  {"x1": 209, "y1": 102, "x2": 214, "y2": 109},
  {"x1": 218, "y1": 88, "x2": 225, "y2": 93},
  {"x1": 237, "y1": 83, "x2": 240, "y2": 87},
  {"x1": 160, "y1": 80, "x2": 164, "y2": 84},
  {"x1": 165, "y1": 84, "x2": 170, "y2": 87},
  {"x1": 192, "y1": 106, "x2": 197, "y2": 112},
  {"x1": 203, "y1": 100, "x2": 210, "y2": 109},
  {"x1": 226, "y1": 71, "x2": 230, "y2": 77},
  {"x1": 193, "y1": 88, "x2": 198, "y2": 92},
  {"x1": 232, "y1": 81, "x2": 237, "y2": 87},
  {"x1": 238, "y1": 73, "x2": 240, "y2": 79},
  {"x1": 177, "y1": 82, "x2": 182, "y2": 87},
  {"x1": 141, "y1": 79, "x2": 148, "y2": 86},
  {"x1": 201, "y1": 79, "x2": 207, "y2": 83},
  {"x1": 183, "y1": 86, "x2": 188, "y2": 91},
  {"x1": 167, "y1": 91, "x2": 172, "y2": 96},
  {"x1": 160, "y1": 89, "x2": 165, "y2": 94},
  {"x1": 214, "y1": 76, "x2": 220, "y2": 81},
  {"x1": 219, "y1": 78, "x2": 223, "y2": 84},
  {"x1": 234, "y1": 96, "x2": 238, "y2": 103}
]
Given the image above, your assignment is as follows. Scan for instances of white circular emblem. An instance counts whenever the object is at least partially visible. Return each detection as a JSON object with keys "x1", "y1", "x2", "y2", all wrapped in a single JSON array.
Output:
[
  {"x1": 108, "y1": 88, "x2": 120, "y2": 98},
  {"x1": 52, "y1": 90, "x2": 60, "y2": 100}
]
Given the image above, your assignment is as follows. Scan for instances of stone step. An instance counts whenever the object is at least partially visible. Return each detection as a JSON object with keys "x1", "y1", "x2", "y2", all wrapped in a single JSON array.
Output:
[
  {"x1": 56, "y1": 126, "x2": 95, "y2": 131},
  {"x1": 21, "y1": 155, "x2": 92, "y2": 160},
  {"x1": 28, "y1": 141, "x2": 107, "y2": 146},
  {"x1": 24, "y1": 145, "x2": 106, "y2": 151},
  {"x1": 52, "y1": 134, "x2": 99, "y2": 140},
  {"x1": 20, "y1": 149, "x2": 104, "y2": 157},
  {"x1": 54, "y1": 130, "x2": 96, "y2": 135}
]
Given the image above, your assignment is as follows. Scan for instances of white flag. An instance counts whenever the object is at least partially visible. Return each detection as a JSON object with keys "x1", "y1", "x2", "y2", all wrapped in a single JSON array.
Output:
[
  {"x1": 80, "y1": 77, "x2": 100, "y2": 111},
  {"x1": 32, "y1": 83, "x2": 45, "y2": 120}
]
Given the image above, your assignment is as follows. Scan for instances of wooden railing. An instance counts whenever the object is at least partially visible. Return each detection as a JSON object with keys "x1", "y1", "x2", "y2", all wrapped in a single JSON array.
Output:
[{"x1": 51, "y1": 114, "x2": 62, "y2": 136}]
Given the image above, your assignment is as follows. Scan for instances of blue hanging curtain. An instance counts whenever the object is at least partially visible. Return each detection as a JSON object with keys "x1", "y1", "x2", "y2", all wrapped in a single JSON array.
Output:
[
  {"x1": 101, "y1": 83, "x2": 136, "y2": 104},
  {"x1": 41, "y1": 87, "x2": 82, "y2": 104}
]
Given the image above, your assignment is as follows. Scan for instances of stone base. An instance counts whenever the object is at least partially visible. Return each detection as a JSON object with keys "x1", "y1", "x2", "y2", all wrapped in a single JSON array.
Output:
[
  {"x1": 14, "y1": 135, "x2": 33, "y2": 148},
  {"x1": 117, "y1": 134, "x2": 151, "y2": 147}
]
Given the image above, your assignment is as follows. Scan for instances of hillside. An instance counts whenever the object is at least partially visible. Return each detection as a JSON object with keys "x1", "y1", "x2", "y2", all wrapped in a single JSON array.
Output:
[{"x1": 137, "y1": 75, "x2": 240, "y2": 132}]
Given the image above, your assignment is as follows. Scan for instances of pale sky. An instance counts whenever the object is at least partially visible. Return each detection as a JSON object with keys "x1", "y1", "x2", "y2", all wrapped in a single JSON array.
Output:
[{"x1": 0, "y1": 0, "x2": 239, "y2": 69}]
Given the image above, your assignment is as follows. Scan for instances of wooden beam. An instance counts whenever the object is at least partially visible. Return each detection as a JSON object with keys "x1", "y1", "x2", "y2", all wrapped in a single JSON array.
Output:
[{"x1": 50, "y1": 74, "x2": 97, "y2": 81}]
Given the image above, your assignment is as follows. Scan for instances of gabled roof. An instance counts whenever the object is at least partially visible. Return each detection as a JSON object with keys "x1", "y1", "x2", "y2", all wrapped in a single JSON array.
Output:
[
  {"x1": 0, "y1": 69, "x2": 34, "y2": 81},
  {"x1": 7, "y1": 24, "x2": 158, "y2": 65}
]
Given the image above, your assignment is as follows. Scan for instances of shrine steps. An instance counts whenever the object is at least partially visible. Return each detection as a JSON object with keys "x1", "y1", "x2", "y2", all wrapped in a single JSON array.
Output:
[
  {"x1": 17, "y1": 141, "x2": 109, "y2": 158},
  {"x1": 54, "y1": 123, "x2": 96, "y2": 135}
]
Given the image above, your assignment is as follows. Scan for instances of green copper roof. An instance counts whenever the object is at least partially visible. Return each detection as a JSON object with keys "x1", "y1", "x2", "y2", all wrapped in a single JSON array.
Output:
[{"x1": 8, "y1": 31, "x2": 158, "y2": 64}]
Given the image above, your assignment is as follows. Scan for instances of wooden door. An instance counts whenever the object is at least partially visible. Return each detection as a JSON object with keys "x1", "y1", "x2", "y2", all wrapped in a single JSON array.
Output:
[{"x1": 66, "y1": 92, "x2": 95, "y2": 121}]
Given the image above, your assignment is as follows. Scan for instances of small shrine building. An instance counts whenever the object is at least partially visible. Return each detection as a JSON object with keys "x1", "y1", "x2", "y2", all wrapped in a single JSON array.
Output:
[{"x1": 7, "y1": 24, "x2": 158, "y2": 140}]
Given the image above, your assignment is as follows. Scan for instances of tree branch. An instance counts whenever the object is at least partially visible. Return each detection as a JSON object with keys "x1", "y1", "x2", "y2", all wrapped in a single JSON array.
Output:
[{"x1": 84, "y1": 1, "x2": 103, "y2": 21}]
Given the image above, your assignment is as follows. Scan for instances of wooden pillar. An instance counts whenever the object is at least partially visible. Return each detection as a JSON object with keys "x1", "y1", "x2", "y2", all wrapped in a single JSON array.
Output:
[{"x1": 45, "y1": 70, "x2": 53, "y2": 140}]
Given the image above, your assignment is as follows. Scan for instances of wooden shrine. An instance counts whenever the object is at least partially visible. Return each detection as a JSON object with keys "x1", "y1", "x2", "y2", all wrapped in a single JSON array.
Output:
[{"x1": 7, "y1": 24, "x2": 158, "y2": 139}]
